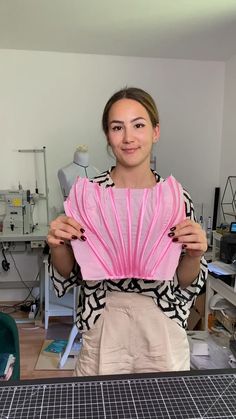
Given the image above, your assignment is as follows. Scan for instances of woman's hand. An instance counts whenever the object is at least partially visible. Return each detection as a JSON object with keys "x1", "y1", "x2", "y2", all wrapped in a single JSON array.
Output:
[
  {"x1": 47, "y1": 215, "x2": 86, "y2": 248},
  {"x1": 169, "y1": 219, "x2": 207, "y2": 258},
  {"x1": 169, "y1": 220, "x2": 207, "y2": 288}
]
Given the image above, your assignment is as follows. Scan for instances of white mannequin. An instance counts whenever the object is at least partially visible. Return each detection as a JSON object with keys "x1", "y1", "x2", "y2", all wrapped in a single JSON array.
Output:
[
  {"x1": 58, "y1": 145, "x2": 99, "y2": 199},
  {"x1": 73, "y1": 145, "x2": 89, "y2": 167}
]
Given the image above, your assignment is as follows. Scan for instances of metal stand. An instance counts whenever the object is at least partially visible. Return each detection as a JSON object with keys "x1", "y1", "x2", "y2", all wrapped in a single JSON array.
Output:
[
  {"x1": 221, "y1": 176, "x2": 236, "y2": 221},
  {"x1": 18, "y1": 147, "x2": 49, "y2": 225}
]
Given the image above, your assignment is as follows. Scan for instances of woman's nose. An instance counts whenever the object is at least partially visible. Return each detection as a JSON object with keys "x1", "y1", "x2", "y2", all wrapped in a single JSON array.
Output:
[{"x1": 122, "y1": 127, "x2": 133, "y2": 143}]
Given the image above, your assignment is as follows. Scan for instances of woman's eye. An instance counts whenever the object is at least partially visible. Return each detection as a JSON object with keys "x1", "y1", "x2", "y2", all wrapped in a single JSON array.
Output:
[
  {"x1": 111, "y1": 126, "x2": 122, "y2": 131},
  {"x1": 135, "y1": 123, "x2": 145, "y2": 129}
]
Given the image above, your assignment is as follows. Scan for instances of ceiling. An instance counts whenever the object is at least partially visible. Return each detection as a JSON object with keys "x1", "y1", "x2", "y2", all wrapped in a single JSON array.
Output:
[{"x1": 1, "y1": 0, "x2": 236, "y2": 61}]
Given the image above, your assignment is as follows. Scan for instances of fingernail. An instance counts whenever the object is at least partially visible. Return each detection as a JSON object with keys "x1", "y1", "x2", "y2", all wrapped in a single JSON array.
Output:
[
  {"x1": 71, "y1": 235, "x2": 77, "y2": 240},
  {"x1": 80, "y1": 228, "x2": 85, "y2": 234},
  {"x1": 170, "y1": 227, "x2": 176, "y2": 231},
  {"x1": 81, "y1": 235, "x2": 87, "y2": 241},
  {"x1": 168, "y1": 232, "x2": 175, "y2": 237},
  {"x1": 172, "y1": 237, "x2": 178, "y2": 242},
  {"x1": 60, "y1": 241, "x2": 64, "y2": 245}
]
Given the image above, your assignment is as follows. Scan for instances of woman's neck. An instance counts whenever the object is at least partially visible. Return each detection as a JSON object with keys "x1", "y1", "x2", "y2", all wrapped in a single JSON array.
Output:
[{"x1": 110, "y1": 165, "x2": 156, "y2": 189}]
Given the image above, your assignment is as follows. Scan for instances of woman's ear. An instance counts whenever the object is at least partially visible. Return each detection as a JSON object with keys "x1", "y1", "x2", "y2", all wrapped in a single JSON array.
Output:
[{"x1": 153, "y1": 124, "x2": 160, "y2": 144}]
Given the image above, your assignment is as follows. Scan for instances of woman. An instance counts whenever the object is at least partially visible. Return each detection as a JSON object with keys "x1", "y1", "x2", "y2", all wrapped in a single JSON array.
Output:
[{"x1": 47, "y1": 87, "x2": 208, "y2": 375}]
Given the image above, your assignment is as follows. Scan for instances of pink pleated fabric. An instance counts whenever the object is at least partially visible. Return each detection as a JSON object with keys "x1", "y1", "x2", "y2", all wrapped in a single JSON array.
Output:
[{"x1": 64, "y1": 176, "x2": 186, "y2": 281}]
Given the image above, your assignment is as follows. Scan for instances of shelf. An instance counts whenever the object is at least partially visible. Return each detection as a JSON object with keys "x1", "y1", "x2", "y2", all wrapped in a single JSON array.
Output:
[
  {"x1": 0, "y1": 280, "x2": 39, "y2": 289},
  {"x1": 44, "y1": 259, "x2": 77, "y2": 329},
  {"x1": 45, "y1": 302, "x2": 74, "y2": 317},
  {"x1": 222, "y1": 212, "x2": 236, "y2": 217},
  {"x1": 46, "y1": 290, "x2": 74, "y2": 315},
  {"x1": 208, "y1": 275, "x2": 236, "y2": 306}
]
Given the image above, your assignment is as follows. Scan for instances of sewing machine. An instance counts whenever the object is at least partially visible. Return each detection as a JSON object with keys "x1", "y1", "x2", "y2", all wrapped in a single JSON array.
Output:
[{"x1": 0, "y1": 189, "x2": 35, "y2": 235}]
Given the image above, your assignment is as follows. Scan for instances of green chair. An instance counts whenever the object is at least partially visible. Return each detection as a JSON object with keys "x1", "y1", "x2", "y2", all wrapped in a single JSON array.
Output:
[{"x1": 0, "y1": 312, "x2": 20, "y2": 380}]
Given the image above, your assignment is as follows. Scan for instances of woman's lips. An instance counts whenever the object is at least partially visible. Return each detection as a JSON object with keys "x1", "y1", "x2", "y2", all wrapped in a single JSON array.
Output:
[{"x1": 122, "y1": 148, "x2": 138, "y2": 154}]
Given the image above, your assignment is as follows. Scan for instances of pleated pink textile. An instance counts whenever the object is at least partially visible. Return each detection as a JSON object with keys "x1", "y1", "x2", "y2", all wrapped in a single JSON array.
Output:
[{"x1": 64, "y1": 176, "x2": 185, "y2": 281}]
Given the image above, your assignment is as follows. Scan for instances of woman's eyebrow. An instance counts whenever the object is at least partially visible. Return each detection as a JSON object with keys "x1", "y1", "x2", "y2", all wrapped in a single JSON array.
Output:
[
  {"x1": 110, "y1": 117, "x2": 146, "y2": 125},
  {"x1": 131, "y1": 117, "x2": 146, "y2": 123},
  {"x1": 110, "y1": 119, "x2": 124, "y2": 124}
]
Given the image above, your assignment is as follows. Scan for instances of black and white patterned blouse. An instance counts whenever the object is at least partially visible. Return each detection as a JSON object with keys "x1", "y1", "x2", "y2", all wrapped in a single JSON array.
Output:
[{"x1": 50, "y1": 168, "x2": 208, "y2": 332}]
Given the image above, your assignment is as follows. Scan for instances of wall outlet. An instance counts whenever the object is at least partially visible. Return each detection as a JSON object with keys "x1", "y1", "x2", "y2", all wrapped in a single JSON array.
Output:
[{"x1": 30, "y1": 240, "x2": 45, "y2": 249}]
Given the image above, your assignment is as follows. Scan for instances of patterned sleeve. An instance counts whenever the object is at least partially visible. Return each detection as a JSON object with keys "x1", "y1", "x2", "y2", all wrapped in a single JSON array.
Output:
[
  {"x1": 173, "y1": 189, "x2": 208, "y2": 303},
  {"x1": 48, "y1": 253, "x2": 82, "y2": 298}
]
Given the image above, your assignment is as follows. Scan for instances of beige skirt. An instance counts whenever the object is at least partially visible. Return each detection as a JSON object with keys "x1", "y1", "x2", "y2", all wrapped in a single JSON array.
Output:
[{"x1": 74, "y1": 291, "x2": 190, "y2": 376}]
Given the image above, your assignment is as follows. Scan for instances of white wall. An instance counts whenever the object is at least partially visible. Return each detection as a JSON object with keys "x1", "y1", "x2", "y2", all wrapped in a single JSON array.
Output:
[
  {"x1": 0, "y1": 49, "x2": 225, "y2": 300},
  {"x1": 220, "y1": 54, "x2": 236, "y2": 223}
]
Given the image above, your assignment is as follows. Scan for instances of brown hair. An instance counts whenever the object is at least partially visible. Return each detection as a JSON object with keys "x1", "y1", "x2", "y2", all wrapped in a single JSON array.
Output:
[{"x1": 102, "y1": 87, "x2": 159, "y2": 135}]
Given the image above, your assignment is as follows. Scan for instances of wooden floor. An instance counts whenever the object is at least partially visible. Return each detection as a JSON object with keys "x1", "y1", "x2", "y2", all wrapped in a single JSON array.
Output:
[
  {"x1": 18, "y1": 323, "x2": 74, "y2": 380},
  {"x1": 10, "y1": 308, "x2": 74, "y2": 380}
]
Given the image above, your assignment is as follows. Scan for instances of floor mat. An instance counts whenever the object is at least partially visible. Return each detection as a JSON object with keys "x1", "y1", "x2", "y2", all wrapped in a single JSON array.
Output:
[{"x1": 35, "y1": 340, "x2": 76, "y2": 370}]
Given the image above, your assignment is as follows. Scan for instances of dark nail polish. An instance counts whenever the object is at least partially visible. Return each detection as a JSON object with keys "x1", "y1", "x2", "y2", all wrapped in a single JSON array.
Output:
[
  {"x1": 172, "y1": 237, "x2": 178, "y2": 242},
  {"x1": 80, "y1": 228, "x2": 85, "y2": 234},
  {"x1": 60, "y1": 240, "x2": 64, "y2": 245},
  {"x1": 71, "y1": 235, "x2": 77, "y2": 240},
  {"x1": 168, "y1": 232, "x2": 175, "y2": 237},
  {"x1": 170, "y1": 227, "x2": 176, "y2": 231},
  {"x1": 81, "y1": 235, "x2": 87, "y2": 241},
  {"x1": 182, "y1": 244, "x2": 187, "y2": 249}
]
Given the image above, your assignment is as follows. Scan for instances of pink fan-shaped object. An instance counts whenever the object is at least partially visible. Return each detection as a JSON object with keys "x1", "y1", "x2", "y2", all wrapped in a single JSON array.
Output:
[{"x1": 64, "y1": 176, "x2": 185, "y2": 281}]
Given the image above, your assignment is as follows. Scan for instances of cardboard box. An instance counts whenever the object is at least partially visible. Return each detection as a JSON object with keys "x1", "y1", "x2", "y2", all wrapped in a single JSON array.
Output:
[
  {"x1": 187, "y1": 307, "x2": 201, "y2": 330},
  {"x1": 194, "y1": 293, "x2": 206, "y2": 317},
  {"x1": 187, "y1": 293, "x2": 206, "y2": 331}
]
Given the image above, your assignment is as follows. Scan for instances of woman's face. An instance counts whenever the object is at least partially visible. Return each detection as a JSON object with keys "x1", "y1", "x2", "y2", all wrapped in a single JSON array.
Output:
[{"x1": 107, "y1": 99, "x2": 160, "y2": 169}]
